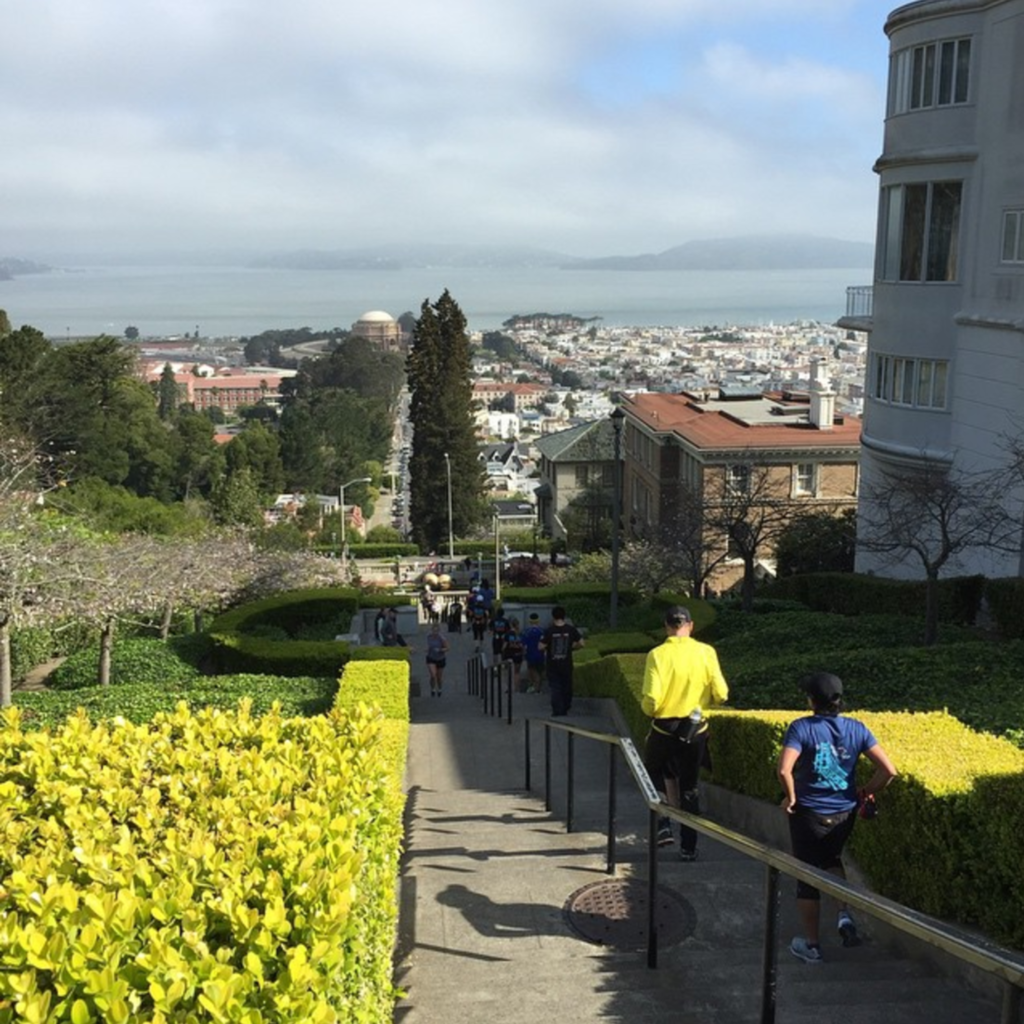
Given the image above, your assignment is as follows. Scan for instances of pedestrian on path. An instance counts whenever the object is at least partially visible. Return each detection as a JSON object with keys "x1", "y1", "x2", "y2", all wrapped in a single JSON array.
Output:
[
  {"x1": 447, "y1": 598, "x2": 463, "y2": 633},
  {"x1": 778, "y1": 671, "x2": 898, "y2": 964},
  {"x1": 425, "y1": 624, "x2": 450, "y2": 696},
  {"x1": 641, "y1": 605, "x2": 729, "y2": 862},
  {"x1": 470, "y1": 598, "x2": 488, "y2": 644},
  {"x1": 522, "y1": 612, "x2": 545, "y2": 693},
  {"x1": 502, "y1": 617, "x2": 525, "y2": 691},
  {"x1": 539, "y1": 606, "x2": 583, "y2": 716},
  {"x1": 490, "y1": 605, "x2": 510, "y2": 659}
]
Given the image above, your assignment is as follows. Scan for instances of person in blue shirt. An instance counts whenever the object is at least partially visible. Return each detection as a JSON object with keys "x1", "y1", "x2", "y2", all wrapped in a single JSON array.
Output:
[
  {"x1": 521, "y1": 612, "x2": 546, "y2": 693},
  {"x1": 777, "y1": 672, "x2": 897, "y2": 964}
]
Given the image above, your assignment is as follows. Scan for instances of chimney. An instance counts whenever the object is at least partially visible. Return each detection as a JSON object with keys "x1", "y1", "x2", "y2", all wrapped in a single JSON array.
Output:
[{"x1": 808, "y1": 357, "x2": 835, "y2": 430}]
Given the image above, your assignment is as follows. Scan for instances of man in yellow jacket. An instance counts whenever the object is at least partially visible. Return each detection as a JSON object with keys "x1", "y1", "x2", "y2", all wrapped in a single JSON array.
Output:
[{"x1": 642, "y1": 605, "x2": 729, "y2": 861}]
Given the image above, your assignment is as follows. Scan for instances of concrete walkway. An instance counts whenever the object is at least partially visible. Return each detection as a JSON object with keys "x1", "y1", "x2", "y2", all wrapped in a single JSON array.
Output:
[{"x1": 392, "y1": 618, "x2": 1002, "y2": 1024}]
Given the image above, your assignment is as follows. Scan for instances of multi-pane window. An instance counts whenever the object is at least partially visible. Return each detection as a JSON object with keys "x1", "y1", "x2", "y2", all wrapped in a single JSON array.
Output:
[
  {"x1": 794, "y1": 463, "x2": 817, "y2": 496},
  {"x1": 726, "y1": 464, "x2": 750, "y2": 495},
  {"x1": 574, "y1": 465, "x2": 588, "y2": 488},
  {"x1": 872, "y1": 354, "x2": 949, "y2": 409},
  {"x1": 888, "y1": 38, "x2": 971, "y2": 115},
  {"x1": 1002, "y1": 210, "x2": 1024, "y2": 264},
  {"x1": 880, "y1": 182, "x2": 962, "y2": 282}
]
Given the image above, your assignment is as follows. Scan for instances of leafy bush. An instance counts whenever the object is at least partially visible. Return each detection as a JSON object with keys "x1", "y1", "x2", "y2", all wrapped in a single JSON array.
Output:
[
  {"x1": 984, "y1": 577, "x2": 1024, "y2": 639},
  {"x1": 48, "y1": 637, "x2": 202, "y2": 691},
  {"x1": 14, "y1": 674, "x2": 339, "y2": 728},
  {"x1": 0, "y1": 700, "x2": 405, "y2": 1022}
]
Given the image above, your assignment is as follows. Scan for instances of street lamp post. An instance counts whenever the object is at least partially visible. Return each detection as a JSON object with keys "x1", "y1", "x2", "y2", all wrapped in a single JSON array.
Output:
[
  {"x1": 493, "y1": 509, "x2": 501, "y2": 603},
  {"x1": 339, "y1": 476, "x2": 372, "y2": 572},
  {"x1": 444, "y1": 452, "x2": 455, "y2": 559},
  {"x1": 609, "y1": 406, "x2": 625, "y2": 629}
]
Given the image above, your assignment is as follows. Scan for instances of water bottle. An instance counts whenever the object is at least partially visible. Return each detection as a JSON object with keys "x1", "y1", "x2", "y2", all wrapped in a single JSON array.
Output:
[{"x1": 682, "y1": 706, "x2": 702, "y2": 742}]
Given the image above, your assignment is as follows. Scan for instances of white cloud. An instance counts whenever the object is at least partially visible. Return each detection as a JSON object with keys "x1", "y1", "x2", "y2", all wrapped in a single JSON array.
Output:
[{"x1": 0, "y1": 0, "x2": 894, "y2": 257}]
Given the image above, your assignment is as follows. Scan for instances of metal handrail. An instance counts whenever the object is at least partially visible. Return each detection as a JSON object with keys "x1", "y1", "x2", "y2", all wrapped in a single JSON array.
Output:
[{"x1": 525, "y1": 716, "x2": 1024, "y2": 1024}]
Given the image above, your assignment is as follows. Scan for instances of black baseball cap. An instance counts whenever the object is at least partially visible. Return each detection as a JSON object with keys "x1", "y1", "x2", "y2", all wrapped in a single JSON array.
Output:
[
  {"x1": 664, "y1": 605, "x2": 692, "y2": 625},
  {"x1": 801, "y1": 672, "x2": 843, "y2": 702}
]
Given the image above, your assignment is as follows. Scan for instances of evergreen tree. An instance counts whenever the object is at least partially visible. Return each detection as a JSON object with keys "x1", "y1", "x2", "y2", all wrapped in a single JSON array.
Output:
[
  {"x1": 157, "y1": 363, "x2": 179, "y2": 421},
  {"x1": 406, "y1": 290, "x2": 485, "y2": 551}
]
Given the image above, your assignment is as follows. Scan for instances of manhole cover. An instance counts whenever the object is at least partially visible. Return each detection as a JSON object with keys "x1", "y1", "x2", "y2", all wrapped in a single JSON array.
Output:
[{"x1": 562, "y1": 878, "x2": 696, "y2": 950}]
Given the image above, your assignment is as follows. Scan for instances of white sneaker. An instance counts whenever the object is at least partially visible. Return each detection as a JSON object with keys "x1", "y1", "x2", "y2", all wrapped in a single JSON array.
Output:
[
  {"x1": 838, "y1": 912, "x2": 859, "y2": 947},
  {"x1": 789, "y1": 937, "x2": 823, "y2": 964}
]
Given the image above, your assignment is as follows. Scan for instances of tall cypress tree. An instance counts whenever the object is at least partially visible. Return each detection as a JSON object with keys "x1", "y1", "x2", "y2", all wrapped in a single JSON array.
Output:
[{"x1": 406, "y1": 290, "x2": 485, "y2": 552}]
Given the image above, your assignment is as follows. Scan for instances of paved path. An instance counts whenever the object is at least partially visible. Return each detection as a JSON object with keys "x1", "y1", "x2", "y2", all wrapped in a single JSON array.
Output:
[{"x1": 392, "y1": 618, "x2": 1004, "y2": 1024}]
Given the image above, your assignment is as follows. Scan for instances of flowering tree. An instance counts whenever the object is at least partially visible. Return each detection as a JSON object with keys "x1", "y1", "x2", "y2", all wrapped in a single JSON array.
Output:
[{"x1": 0, "y1": 437, "x2": 84, "y2": 705}]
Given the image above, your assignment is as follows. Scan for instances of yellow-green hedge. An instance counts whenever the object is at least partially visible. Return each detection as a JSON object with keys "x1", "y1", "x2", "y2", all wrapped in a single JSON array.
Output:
[{"x1": 0, "y1": 697, "x2": 407, "y2": 1024}]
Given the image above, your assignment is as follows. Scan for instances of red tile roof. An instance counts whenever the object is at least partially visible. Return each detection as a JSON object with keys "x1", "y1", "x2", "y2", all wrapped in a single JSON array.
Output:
[{"x1": 624, "y1": 392, "x2": 861, "y2": 451}]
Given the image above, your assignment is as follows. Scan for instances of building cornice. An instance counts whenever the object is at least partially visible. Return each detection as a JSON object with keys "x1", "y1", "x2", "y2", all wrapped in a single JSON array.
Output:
[
  {"x1": 861, "y1": 430, "x2": 954, "y2": 466},
  {"x1": 874, "y1": 147, "x2": 978, "y2": 174},
  {"x1": 954, "y1": 311, "x2": 1024, "y2": 334},
  {"x1": 886, "y1": 0, "x2": 1008, "y2": 37}
]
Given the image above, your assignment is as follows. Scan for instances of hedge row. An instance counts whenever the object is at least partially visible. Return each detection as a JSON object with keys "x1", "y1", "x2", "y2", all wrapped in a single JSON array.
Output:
[
  {"x1": 13, "y1": 674, "x2": 339, "y2": 730},
  {"x1": 0, "y1": 698, "x2": 406, "y2": 1023},
  {"x1": 208, "y1": 589, "x2": 362, "y2": 678},
  {"x1": 764, "y1": 572, "x2": 986, "y2": 625}
]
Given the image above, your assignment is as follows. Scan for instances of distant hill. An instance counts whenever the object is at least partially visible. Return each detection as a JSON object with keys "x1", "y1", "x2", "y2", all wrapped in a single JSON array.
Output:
[
  {"x1": 251, "y1": 244, "x2": 574, "y2": 271},
  {"x1": 561, "y1": 235, "x2": 874, "y2": 271},
  {"x1": 0, "y1": 257, "x2": 51, "y2": 281},
  {"x1": 252, "y1": 236, "x2": 873, "y2": 272}
]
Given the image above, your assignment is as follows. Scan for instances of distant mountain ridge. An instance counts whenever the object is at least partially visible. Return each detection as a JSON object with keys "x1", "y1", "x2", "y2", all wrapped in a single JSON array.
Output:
[
  {"x1": 0, "y1": 257, "x2": 51, "y2": 281},
  {"x1": 561, "y1": 235, "x2": 874, "y2": 271},
  {"x1": 253, "y1": 235, "x2": 873, "y2": 272}
]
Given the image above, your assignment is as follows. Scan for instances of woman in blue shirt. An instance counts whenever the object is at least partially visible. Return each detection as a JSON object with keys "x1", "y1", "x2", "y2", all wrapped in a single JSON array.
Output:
[{"x1": 777, "y1": 672, "x2": 897, "y2": 963}]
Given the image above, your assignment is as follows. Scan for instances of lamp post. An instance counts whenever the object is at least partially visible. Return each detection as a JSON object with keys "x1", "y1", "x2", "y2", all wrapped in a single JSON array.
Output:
[
  {"x1": 339, "y1": 476, "x2": 372, "y2": 571},
  {"x1": 609, "y1": 406, "x2": 625, "y2": 629},
  {"x1": 444, "y1": 452, "x2": 454, "y2": 559},
  {"x1": 493, "y1": 509, "x2": 501, "y2": 603}
]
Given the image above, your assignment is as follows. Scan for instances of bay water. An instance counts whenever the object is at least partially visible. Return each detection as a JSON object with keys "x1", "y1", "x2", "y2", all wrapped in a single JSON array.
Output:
[{"x1": 0, "y1": 264, "x2": 866, "y2": 339}]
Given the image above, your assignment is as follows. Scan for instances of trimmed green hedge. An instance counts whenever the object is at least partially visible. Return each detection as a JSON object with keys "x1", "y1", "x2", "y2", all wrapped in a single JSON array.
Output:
[
  {"x1": 13, "y1": 674, "x2": 339, "y2": 729},
  {"x1": 764, "y1": 572, "x2": 985, "y2": 624},
  {"x1": 49, "y1": 637, "x2": 203, "y2": 690},
  {"x1": 984, "y1": 577, "x2": 1024, "y2": 639},
  {"x1": 210, "y1": 587, "x2": 362, "y2": 636},
  {"x1": 337, "y1": 660, "x2": 410, "y2": 722},
  {"x1": 208, "y1": 588, "x2": 363, "y2": 677}
]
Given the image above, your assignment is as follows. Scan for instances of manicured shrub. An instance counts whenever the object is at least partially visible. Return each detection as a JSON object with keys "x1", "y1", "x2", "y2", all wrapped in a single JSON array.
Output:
[
  {"x1": 14, "y1": 675, "x2": 338, "y2": 728},
  {"x1": 984, "y1": 577, "x2": 1024, "y2": 639},
  {"x1": 48, "y1": 637, "x2": 201, "y2": 691},
  {"x1": 0, "y1": 700, "x2": 405, "y2": 1022},
  {"x1": 336, "y1": 660, "x2": 410, "y2": 722}
]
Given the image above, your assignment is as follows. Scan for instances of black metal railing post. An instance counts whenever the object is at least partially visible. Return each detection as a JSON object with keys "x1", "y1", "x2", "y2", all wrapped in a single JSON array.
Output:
[
  {"x1": 506, "y1": 660, "x2": 513, "y2": 725},
  {"x1": 606, "y1": 744, "x2": 617, "y2": 874},
  {"x1": 566, "y1": 731, "x2": 575, "y2": 832},
  {"x1": 760, "y1": 865, "x2": 780, "y2": 1024},
  {"x1": 1002, "y1": 983, "x2": 1021, "y2": 1024},
  {"x1": 524, "y1": 719, "x2": 531, "y2": 791},
  {"x1": 544, "y1": 725, "x2": 551, "y2": 811},
  {"x1": 647, "y1": 808, "x2": 659, "y2": 969}
]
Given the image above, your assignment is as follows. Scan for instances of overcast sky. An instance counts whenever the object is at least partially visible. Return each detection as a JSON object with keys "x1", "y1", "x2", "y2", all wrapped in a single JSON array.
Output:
[{"x1": 2, "y1": 0, "x2": 899, "y2": 261}]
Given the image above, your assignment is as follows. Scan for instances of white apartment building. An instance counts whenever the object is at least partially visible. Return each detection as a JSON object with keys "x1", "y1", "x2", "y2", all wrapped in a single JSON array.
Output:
[{"x1": 851, "y1": 0, "x2": 1024, "y2": 578}]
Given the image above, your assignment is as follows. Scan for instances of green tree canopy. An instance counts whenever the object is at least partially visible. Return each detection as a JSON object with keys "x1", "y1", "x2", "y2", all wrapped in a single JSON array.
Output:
[{"x1": 406, "y1": 290, "x2": 486, "y2": 551}]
